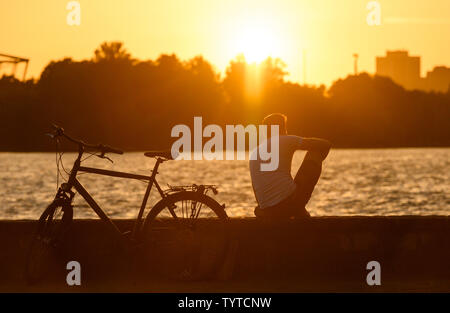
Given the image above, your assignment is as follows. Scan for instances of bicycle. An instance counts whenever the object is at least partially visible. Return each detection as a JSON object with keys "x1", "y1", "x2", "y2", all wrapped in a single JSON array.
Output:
[{"x1": 25, "y1": 125, "x2": 229, "y2": 284}]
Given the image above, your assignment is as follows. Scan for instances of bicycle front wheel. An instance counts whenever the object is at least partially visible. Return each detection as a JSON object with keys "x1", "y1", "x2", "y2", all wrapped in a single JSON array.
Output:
[
  {"x1": 143, "y1": 191, "x2": 229, "y2": 280},
  {"x1": 25, "y1": 199, "x2": 73, "y2": 284}
]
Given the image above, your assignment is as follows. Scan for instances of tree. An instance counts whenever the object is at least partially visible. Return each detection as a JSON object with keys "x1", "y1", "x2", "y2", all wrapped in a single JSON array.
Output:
[{"x1": 93, "y1": 42, "x2": 132, "y2": 63}]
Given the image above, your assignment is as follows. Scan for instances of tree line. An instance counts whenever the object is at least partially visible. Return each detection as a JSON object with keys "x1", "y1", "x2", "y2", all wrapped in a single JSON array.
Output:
[{"x1": 1, "y1": 41, "x2": 449, "y2": 151}]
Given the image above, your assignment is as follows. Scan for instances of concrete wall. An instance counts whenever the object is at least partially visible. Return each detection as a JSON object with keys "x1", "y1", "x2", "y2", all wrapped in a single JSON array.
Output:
[{"x1": 0, "y1": 217, "x2": 449, "y2": 292}]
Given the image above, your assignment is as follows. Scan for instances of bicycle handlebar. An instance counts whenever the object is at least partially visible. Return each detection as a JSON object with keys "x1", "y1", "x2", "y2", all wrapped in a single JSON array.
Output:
[{"x1": 50, "y1": 124, "x2": 124, "y2": 155}]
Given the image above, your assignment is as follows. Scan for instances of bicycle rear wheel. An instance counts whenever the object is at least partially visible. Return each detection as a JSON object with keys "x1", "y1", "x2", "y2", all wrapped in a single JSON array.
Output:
[
  {"x1": 25, "y1": 199, "x2": 73, "y2": 284},
  {"x1": 143, "y1": 191, "x2": 229, "y2": 281}
]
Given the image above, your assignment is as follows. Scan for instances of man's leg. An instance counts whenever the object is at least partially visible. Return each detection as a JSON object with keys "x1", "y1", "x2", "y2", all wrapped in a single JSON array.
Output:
[
  {"x1": 291, "y1": 151, "x2": 325, "y2": 216},
  {"x1": 255, "y1": 196, "x2": 293, "y2": 219}
]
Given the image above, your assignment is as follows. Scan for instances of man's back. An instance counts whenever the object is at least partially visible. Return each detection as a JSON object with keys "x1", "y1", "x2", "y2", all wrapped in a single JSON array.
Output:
[{"x1": 249, "y1": 135, "x2": 304, "y2": 209}]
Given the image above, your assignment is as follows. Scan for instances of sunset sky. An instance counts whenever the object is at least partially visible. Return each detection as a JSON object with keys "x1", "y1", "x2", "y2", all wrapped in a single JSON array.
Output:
[{"x1": 1, "y1": 0, "x2": 450, "y2": 86}]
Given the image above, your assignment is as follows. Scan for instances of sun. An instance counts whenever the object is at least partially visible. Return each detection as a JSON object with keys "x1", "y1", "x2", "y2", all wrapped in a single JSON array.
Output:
[{"x1": 234, "y1": 23, "x2": 279, "y2": 63}]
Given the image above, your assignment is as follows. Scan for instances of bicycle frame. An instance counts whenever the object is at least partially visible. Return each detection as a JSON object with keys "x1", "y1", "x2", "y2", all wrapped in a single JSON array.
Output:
[{"x1": 62, "y1": 145, "x2": 167, "y2": 243}]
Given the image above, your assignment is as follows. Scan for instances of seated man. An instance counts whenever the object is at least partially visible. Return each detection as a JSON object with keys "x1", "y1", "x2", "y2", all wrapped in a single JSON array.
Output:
[{"x1": 250, "y1": 113, "x2": 331, "y2": 219}]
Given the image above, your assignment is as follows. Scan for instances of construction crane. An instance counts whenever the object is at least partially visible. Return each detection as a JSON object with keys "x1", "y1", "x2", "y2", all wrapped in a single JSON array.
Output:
[{"x1": 0, "y1": 53, "x2": 30, "y2": 81}]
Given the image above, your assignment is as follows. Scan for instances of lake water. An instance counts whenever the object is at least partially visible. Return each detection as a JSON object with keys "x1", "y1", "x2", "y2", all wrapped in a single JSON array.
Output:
[{"x1": 0, "y1": 149, "x2": 449, "y2": 219}]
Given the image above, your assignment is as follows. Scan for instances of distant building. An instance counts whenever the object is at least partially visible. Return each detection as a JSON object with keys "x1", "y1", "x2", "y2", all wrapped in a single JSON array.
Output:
[
  {"x1": 376, "y1": 50, "x2": 421, "y2": 90},
  {"x1": 422, "y1": 66, "x2": 450, "y2": 93},
  {"x1": 376, "y1": 50, "x2": 450, "y2": 93}
]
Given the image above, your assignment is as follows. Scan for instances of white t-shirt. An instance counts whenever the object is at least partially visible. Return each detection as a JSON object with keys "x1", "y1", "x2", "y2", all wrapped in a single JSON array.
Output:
[{"x1": 249, "y1": 135, "x2": 303, "y2": 209}]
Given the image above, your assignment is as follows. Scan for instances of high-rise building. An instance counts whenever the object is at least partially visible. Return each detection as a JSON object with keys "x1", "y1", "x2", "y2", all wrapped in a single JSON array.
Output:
[{"x1": 376, "y1": 50, "x2": 421, "y2": 90}]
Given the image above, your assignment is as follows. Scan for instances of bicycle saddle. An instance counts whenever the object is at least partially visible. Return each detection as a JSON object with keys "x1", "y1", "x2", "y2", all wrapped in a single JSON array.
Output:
[{"x1": 144, "y1": 150, "x2": 173, "y2": 160}]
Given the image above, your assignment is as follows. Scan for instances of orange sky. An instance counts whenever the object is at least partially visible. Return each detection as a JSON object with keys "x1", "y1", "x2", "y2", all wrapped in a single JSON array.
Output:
[{"x1": 1, "y1": 0, "x2": 450, "y2": 86}]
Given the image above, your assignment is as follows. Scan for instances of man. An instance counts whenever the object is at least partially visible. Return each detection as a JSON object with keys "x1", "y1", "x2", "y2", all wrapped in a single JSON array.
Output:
[{"x1": 250, "y1": 113, "x2": 331, "y2": 219}]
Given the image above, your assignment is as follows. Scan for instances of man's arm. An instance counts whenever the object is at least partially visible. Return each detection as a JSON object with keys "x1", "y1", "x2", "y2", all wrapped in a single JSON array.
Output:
[{"x1": 298, "y1": 137, "x2": 332, "y2": 160}]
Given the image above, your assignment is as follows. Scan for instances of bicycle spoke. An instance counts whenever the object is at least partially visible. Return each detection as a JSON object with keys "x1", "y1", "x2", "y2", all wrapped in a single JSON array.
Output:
[
  {"x1": 194, "y1": 202, "x2": 204, "y2": 219},
  {"x1": 190, "y1": 200, "x2": 197, "y2": 219},
  {"x1": 183, "y1": 200, "x2": 188, "y2": 219}
]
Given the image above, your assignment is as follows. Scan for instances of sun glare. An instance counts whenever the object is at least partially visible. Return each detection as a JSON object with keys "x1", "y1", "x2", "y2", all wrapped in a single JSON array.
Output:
[{"x1": 234, "y1": 23, "x2": 279, "y2": 63}]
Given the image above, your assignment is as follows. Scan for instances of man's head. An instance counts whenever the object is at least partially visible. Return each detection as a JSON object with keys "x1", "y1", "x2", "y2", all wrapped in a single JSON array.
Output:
[{"x1": 262, "y1": 113, "x2": 288, "y2": 136}]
